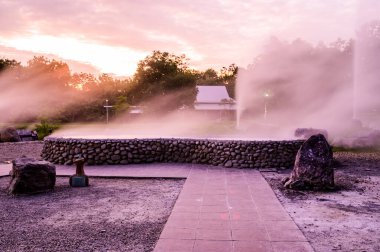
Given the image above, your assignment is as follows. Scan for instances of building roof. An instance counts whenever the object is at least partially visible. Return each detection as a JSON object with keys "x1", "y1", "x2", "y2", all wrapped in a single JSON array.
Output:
[
  {"x1": 196, "y1": 85, "x2": 232, "y2": 103},
  {"x1": 194, "y1": 85, "x2": 236, "y2": 111}
]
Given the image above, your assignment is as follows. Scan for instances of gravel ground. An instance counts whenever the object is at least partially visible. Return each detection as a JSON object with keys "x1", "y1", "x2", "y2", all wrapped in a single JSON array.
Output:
[
  {"x1": 262, "y1": 151, "x2": 380, "y2": 252},
  {"x1": 0, "y1": 141, "x2": 43, "y2": 163},
  {"x1": 0, "y1": 177, "x2": 184, "y2": 252}
]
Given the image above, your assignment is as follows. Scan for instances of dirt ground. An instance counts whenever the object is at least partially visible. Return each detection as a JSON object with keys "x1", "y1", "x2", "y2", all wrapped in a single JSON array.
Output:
[
  {"x1": 262, "y1": 151, "x2": 380, "y2": 252},
  {"x1": 0, "y1": 177, "x2": 184, "y2": 252}
]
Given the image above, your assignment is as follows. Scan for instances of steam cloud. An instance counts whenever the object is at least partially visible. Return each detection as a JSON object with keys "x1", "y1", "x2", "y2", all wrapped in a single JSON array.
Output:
[{"x1": 0, "y1": 69, "x2": 76, "y2": 123}]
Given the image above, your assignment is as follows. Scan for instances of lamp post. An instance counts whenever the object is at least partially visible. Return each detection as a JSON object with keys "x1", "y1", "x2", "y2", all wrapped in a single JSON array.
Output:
[{"x1": 104, "y1": 99, "x2": 113, "y2": 124}]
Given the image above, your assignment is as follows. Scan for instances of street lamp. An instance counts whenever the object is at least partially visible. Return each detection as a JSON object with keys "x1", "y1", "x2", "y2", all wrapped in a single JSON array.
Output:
[{"x1": 104, "y1": 99, "x2": 113, "y2": 124}]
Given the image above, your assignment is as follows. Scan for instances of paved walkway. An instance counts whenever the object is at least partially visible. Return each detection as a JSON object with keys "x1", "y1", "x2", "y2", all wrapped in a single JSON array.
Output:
[{"x1": 0, "y1": 163, "x2": 313, "y2": 252}]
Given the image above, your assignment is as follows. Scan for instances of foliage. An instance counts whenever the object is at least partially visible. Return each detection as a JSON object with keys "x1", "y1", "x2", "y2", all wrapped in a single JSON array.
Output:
[
  {"x1": 34, "y1": 119, "x2": 60, "y2": 140},
  {"x1": 130, "y1": 51, "x2": 198, "y2": 111},
  {"x1": 26, "y1": 56, "x2": 72, "y2": 90},
  {"x1": 114, "y1": 95, "x2": 130, "y2": 115},
  {"x1": 0, "y1": 58, "x2": 20, "y2": 72}
]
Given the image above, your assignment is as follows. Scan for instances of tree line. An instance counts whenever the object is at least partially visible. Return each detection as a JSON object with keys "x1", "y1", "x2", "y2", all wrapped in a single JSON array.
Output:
[{"x1": 0, "y1": 51, "x2": 237, "y2": 123}]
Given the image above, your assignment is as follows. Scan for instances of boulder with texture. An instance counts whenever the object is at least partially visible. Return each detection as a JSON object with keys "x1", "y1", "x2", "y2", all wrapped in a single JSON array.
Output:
[
  {"x1": 0, "y1": 127, "x2": 21, "y2": 142},
  {"x1": 8, "y1": 157, "x2": 56, "y2": 194},
  {"x1": 284, "y1": 134, "x2": 334, "y2": 190}
]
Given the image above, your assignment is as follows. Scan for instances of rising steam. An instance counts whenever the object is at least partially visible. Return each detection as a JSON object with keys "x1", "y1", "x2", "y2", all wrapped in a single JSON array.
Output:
[{"x1": 0, "y1": 68, "x2": 76, "y2": 123}]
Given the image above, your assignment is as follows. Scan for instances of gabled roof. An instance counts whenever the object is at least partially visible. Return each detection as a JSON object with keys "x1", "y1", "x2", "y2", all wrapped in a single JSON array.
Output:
[
  {"x1": 196, "y1": 85, "x2": 233, "y2": 103},
  {"x1": 195, "y1": 85, "x2": 236, "y2": 111}
]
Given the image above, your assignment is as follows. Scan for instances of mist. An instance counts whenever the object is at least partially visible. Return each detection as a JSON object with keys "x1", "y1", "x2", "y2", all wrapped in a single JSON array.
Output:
[
  {"x1": 236, "y1": 19, "x2": 380, "y2": 144},
  {"x1": 0, "y1": 68, "x2": 77, "y2": 124},
  {"x1": 236, "y1": 38, "x2": 354, "y2": 139},
  {"x1": 52, "y1": 110, "x2": 235, "y2": 139}
]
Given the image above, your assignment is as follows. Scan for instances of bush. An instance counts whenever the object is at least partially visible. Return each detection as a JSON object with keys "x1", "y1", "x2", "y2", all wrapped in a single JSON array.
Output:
[{"x1": 34, "y1": 120, "x2": 60, "y2": 140}]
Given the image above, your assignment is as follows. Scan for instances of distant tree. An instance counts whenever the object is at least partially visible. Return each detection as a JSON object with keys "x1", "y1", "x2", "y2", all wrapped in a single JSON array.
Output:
[
  {"x1": 220, "y1": 64, "x2": 238, "y2": 99},
  {"x1": 69, "y1": 72, "x2": 98, "y2": 91},
  {"x1": 130, "y1": 51, "x2": 198, "y2": 112},
  {"x1": 196, "y1": 68, "x2": 219, "y2": 85},
  {"x1": 23, "y1": 56, "x2": 72, "y2": 95},
  {"x1": 0, "y1": 58, "x2": 20, "y2": 72},
  {"x1": 203, "y1": 68, "x2": 218, "y2": 79}
]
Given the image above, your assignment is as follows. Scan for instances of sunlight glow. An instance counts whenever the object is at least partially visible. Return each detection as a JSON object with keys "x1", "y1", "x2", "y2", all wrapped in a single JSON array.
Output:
[{"x1": 1, "y1": 35, "x2": 148, "y2": 76}]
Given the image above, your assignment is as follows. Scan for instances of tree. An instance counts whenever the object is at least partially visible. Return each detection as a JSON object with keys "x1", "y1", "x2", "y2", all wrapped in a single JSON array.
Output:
[
  {"x1": 130, "y1": 51, "x2": 198, "y2": 111},
  {"x1": 196, "y1": 68, "x2": 218, "y2": 85},
  {"x1": 0, "y1": 58, "x2": 20, "y2": 72},
  {"x1": 26, "y1": 56, "x2": 71, "y2": 87},
  {"x1": 69, "y1": 72, "x2": 98, "y2": 91},
  {"x1": 220, "y1": 64, "x2": 238, "y2": 99}
]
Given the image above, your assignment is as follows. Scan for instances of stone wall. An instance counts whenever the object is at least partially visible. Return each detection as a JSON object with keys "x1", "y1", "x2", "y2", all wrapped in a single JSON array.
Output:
[{"x1": 42, "y1": 138, "x2": 304, "y2": 168}]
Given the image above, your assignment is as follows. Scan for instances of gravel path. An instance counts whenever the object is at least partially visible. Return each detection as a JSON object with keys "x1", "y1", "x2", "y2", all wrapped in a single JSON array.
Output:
[{"x1": 0, "y1": 177, "x2": 184, "y2": 252}]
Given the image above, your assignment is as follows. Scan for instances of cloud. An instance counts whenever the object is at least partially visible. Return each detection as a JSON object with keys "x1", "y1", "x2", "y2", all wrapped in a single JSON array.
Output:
[
  {"x1": 0, "y1": 0, "x2": 375, "y2": 75},
  {"x1": 0, "y1": 44, "x2": 100, "y2": 74}
]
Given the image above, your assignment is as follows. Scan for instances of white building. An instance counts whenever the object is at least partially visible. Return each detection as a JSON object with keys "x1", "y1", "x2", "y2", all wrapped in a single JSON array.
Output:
[{"x1": 194, "y1": 85, "x2": 236, "y2": 119}]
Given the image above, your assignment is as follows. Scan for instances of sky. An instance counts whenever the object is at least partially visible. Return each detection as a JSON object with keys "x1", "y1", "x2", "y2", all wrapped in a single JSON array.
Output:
[{"x1": 0, "y1": 0, "x2": 379, "y2": 77}]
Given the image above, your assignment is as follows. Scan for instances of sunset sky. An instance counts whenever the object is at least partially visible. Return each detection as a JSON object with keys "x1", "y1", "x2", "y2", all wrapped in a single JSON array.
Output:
[{"x1": 0, "y1": 0, "x2": 379, "y2": 77}]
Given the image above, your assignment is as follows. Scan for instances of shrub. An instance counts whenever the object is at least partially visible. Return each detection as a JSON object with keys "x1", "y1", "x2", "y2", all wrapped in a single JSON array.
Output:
[{"x1": 34, "y1": 120, "x2": 60, "y2": 140}]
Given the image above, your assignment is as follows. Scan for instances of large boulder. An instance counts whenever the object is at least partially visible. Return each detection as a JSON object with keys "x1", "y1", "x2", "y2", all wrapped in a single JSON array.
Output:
[
  {"x1": 284, "y1": 134, "x2": 334, "y2": 190},
  {"x1": 0, "y1": 127, "x2": 21, "y2": 142},
  {"x1": 8, "y1": 157, "x2": 56, "y2": 194}
]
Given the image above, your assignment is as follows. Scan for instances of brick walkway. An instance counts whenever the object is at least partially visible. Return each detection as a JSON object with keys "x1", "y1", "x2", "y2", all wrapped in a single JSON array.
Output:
[{"x1": 0, "y1": 163, "x2": 313, "y2": 251}]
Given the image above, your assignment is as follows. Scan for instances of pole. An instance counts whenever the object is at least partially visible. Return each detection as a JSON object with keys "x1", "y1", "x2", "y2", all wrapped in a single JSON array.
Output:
[
  {"x1": 106, "y1": 99, "x2": 109, "y2": 124},
  {"x1": 104, "y1": 99, "x2": 113, "y2": 124}
]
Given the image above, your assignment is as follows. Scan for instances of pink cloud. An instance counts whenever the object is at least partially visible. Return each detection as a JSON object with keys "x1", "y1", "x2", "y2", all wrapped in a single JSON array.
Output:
[
  {"x1": 1, "y1": 0, "x2": 379, "y2": 75},
  {"x1": 0, "y1": 45, "x2": 100, "y2": 74}
]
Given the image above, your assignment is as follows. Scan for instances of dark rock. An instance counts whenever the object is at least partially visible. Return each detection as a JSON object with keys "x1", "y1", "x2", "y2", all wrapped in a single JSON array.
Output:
[
  {"x1": 8, "y1": 157, "x2": 56, "y2": 194},
  {"x1": 284, "y1": 134, "x2": 334, "y2": 190},
  {"x1": 224, "y1": 160, "x2": 232, "y2": 167},
  {"x1": 0, "y1": 127, "x2": 21, "y2": 142}
]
